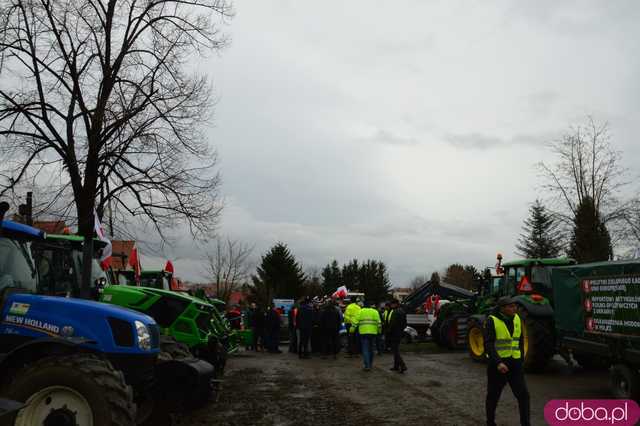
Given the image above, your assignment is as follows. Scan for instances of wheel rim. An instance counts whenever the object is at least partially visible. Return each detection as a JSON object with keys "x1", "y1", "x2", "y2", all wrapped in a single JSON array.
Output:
[
  {"x1": 468, "y1": 327, "x2": 484, "y2": 357},
  {"x1": 15, "y1": 386, "x2": 93, "y2": 426}
]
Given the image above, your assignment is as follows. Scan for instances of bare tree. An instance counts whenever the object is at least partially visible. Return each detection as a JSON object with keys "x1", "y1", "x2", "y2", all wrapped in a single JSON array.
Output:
[
  {"x1": 408, "y1": 274, "x2": 428, "y2": 290},
  {"x1": 539, "y1": 117, "x2": 634, "y2": 247},
  {"x1": 0, "y1": 0, "x2": 232, "y2": 291},
  {"x1": 203, "y1": 236, "x2": 253, "y2": 303}
]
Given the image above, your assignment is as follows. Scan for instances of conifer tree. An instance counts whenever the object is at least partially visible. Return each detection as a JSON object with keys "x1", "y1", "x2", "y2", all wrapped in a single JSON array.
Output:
[
  {"x1": 569, "y1": 197, "x2": 613, "y2": 263},
  {"x1": 516, "y1": 200, "x2": 563, "y2": 259},
  {"x1": 251, "y1": 243, "x2": 306, "y2": 305},
  {"x1": 321, "y1": 260, "x2": 342, "y2": 295}
]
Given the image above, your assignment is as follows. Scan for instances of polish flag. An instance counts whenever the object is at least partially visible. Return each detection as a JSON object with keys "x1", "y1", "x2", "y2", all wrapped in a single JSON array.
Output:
[
  {"x1": 93, "y1": 210, "x2": 112, "y2": 270},
  {"x1": 332, "y1": 285, "x2": 348, "y2": 299},
  {"x1": 128, "y1": 244, "x2": 142, "y2": 284}
]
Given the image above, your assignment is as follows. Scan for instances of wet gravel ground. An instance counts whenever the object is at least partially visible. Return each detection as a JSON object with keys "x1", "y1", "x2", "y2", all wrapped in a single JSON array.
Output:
[{"x1": 178, "y1": 344, "x2": 611, "y2": 426}]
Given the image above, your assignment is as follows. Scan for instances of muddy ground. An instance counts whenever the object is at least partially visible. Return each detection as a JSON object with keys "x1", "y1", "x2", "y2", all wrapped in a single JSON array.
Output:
[{"x1": 178, "y1": 344, "x2": 610, "y2": 426}]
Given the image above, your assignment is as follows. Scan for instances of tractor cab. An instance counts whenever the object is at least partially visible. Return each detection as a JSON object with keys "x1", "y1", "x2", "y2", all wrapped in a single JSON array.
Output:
[{"x1": 501, "y1": 258, "x2": 576, "y2": 304}]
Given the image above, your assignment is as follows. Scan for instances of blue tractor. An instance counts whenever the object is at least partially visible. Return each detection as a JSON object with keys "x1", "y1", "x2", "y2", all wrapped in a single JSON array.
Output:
[{"x1": 0, "y1": 202, "x2": 213, "y2": 426}]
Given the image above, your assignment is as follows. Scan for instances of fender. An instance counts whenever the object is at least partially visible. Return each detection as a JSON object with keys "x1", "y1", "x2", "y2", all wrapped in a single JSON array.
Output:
[
  {"x1": 513, "y1": 295, "x2": 554, "y2": 318},
  {"x1": 468, "y1": 314, "x2": 487, "y2": 326},
  {"x1": 0, "y1": 337, "x2": 94, "y2": 375}
]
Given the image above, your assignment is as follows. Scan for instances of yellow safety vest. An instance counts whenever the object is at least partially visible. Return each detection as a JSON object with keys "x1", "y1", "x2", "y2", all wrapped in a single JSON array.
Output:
[
  {"x1": 351, "y1": 308, "x2": 381, "y2": 335},
  {"x1": 383, "y1": 310, "x2": 391, "y2": 324},
  {"x1": 344, "y1": 303, "x2": 361, "y2": 325},
  {"x1": 490, "y1": 314, "x2": 521, "y2": 359}
]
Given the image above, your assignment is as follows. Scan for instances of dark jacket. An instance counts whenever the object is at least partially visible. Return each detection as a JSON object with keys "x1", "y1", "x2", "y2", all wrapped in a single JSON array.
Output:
[
  {"x1": 483, "y1": 311, "x2": 525, "y2": 365},
  {"x1": 266, "y1": 308, "x2": 281, "y2": 333},
  {"x1": 253, "y1": 308, "x2": 266, "y2": 331},
  {"x1": 320, "y1": 305, "x2": 342, "y2": 332},
  {"x1": 387, "y1": 307, "x2": 407, "y2": 342},
  {"x1": 297, "y1": 303, "x2": 314, "y2": 330}
]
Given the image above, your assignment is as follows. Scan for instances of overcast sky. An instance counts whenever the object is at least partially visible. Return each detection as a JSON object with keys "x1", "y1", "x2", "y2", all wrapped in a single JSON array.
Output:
[{"x1": 146, "y1": 0, "x2": 640, "y2": 287}]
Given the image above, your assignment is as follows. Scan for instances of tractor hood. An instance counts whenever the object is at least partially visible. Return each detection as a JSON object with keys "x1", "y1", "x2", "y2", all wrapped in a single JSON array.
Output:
[
  {"x1": 0, "y1": 293, "x2": 159, "y2": 354},
  {"x1": 103, "y1": 284, "x2": 213, "y2": 309}
]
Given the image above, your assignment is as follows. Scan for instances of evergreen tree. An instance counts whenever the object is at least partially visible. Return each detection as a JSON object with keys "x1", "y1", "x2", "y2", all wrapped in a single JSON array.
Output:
[
  {"x1": 444, "y1": 263, "x2": 477, "y2": 290},
  {"x1": 357, "y1": 260, "x2": 392, "y2": 304},
  {"x1": 321, "y1": 259, "x2": 342, "y2": 295},
  {"x1": 569, "y1": 196, "x2": 613, "y2": 263},
  {"x1": 516, "y1": 200, "x2": 562, "y2": 258},
  {"x1": 430, "y1": 271, "x2": 441, "y2": 284},
  {"x1": 250, "y1": 243, "x2": 306, "y2": 306},
  {"x1": 341, "y1": 259, "x2": 360, "y2": 291}
]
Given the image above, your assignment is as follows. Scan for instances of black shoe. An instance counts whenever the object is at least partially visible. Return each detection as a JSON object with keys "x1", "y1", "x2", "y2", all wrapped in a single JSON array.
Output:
[
  {"x1": 399, "y1": 367, "x2": 407, "y2": 374},
  {"x1": 390, "y1": 367, "x2": 398, "y2": 371}
]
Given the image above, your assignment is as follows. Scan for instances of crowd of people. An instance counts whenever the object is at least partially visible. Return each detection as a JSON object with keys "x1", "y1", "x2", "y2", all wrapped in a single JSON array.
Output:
[{"x1": 238, "y1": 296, "x2": 408, "y2": 373}]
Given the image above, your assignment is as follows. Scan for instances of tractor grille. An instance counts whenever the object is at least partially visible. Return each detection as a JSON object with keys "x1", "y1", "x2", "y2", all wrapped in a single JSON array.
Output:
[{"x1": 108, "y1": 317, "x2": 134, "y2": 347}]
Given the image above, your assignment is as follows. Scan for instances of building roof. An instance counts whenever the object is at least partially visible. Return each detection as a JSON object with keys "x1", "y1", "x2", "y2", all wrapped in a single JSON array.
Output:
[{"x1": 111, "y1": 240, "x2": 136, "y2": 270}]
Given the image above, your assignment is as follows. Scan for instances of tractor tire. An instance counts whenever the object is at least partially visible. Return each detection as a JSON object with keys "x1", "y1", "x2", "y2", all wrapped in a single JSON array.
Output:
[
  {"x1": 159, "y1": 336, "x2": 192, "y2": 361},
  {"x1": 573, "y1": 352, "x2": 610, "y2": 370},
  {"x1": 521, "y1": 316, "x2": 555, "y2": 373},
  {"x1": 439, "y1": 318, "x2": 458, "y2": 350},
  {"x1": 0, "y1": 353, "x2": 135, "y2": 426},
  {"x1": 467, "y1": 320, "x2": 486, "y2": 362},
  {"x1": 610, "y1": 364, "x2": 640, "y2": 400}
]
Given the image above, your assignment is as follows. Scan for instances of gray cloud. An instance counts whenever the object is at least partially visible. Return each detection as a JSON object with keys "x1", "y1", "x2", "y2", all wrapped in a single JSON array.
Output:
[
  {"x1": 443, "y1": 132, "x2": 555, "y2": 150},
  {"x1": 359, "y1": 129, "x2": 419, "y2": 146}
]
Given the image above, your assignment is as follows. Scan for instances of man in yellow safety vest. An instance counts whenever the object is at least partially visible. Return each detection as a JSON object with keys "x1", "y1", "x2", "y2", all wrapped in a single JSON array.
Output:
[
  {"x1": 484, "y1": 296, "x2": 530, "y2": 426},
  {"x1": 344, "y1": 299, "x2": 362, "y2": 355},
  {"x1": 350, "y1": 300, "x2": 381, "y2": 371}
]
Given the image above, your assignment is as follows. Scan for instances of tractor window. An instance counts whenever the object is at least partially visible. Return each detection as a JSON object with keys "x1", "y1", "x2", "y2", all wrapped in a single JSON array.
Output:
[
  {"x1": 490, "y1": 277, "x2": 503, "y2": 295},
  {"x1": 505, "y1": 266, "x2": 526, "y2": 295},
  {"x1": 531, "y1": 266, "x2": 552, "y2": 289},
  {"x1": 0, "y1": 237, "x2": 38, "y2": 292}
]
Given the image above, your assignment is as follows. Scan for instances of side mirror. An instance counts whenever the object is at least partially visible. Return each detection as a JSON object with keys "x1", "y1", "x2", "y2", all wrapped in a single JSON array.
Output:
[{"x1": 94, "y1": 277, "x2": 107, "y2": 293}]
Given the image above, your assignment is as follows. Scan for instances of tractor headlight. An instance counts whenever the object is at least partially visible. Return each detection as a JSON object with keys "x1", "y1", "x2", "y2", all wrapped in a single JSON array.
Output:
[{"x1": 135, "y1": 321, "x2": 152, "y2": 351}]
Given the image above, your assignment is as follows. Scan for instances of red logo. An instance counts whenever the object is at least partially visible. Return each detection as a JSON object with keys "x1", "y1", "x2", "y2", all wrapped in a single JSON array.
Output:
[
  {"x1": 582, "y1": 280, "x2": 592, "y2": 293},
  {"x1": 585, "y1": 317, "x2": 595, "y2": 331},
  {"x1": 584, "y1": 299, "x2": 593, "y2": 312}
]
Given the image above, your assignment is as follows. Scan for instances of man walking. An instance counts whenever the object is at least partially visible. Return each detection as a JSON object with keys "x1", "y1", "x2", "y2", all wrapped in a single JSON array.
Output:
[
  {"x1": 344, "y1": 299, "x2": 362, "y2": 355},
  {"x1": 387, "y1": 299, "x2": 407, "y2": 373},
  {"x1": 484, "y1": 296, "x2": 530, "y2": 426},
  {"x1": 350, "y1": 300, "x2": 381, "y2": 371},
  {"x1": 321, "y1": 299, "x2": 342, "y2": 359}
]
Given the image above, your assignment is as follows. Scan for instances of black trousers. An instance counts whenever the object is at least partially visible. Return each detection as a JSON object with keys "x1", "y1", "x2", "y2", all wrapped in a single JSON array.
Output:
[
  {"x1": 390, "y1": 340, "x2": 406, "y2": 370},
  {"x1": 288, "y1": 327, "x2": 298, "y2": 353},
  {"x1": 323, "y1": 330, "x2": 339, "y2": 356},
  {"x1": 486, "y1": 359, "x2": 530, "y2": 426},
  {"x1": 299, "y1": 328, "x2": 311, "y2": 356}
]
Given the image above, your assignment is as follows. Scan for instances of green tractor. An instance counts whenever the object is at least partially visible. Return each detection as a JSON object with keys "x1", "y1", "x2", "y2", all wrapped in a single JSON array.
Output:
[
  {"x1": 113, "y1": 269, "x2": 239, "y2": 355},
  {"x1": 31, "y1": 234, "x2": 228, "y2": 380},
  {"x1": 466, "y1": 257, "x2": 576, "y2": 372}
]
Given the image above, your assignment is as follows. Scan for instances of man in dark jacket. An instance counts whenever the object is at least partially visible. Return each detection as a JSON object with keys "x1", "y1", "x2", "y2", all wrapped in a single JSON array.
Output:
[
  {"x1": 265, "y1": 305, "x2": 282, "y2": 353},
  {"x1": 387, "y1": 299, "x2": 407, "y2": 373},
  {"x1": 321, "y1": 300, "x2": 342, "y2": 359},
  {"x1": 484, "y1": 296, "x2": 529, "y2": 426},
  {"x1": 253, "y1": 305, "x2": 266, "y2": 352},
  {"x1": 297, "y1": 298, "x2": 313, "y2": 358}
]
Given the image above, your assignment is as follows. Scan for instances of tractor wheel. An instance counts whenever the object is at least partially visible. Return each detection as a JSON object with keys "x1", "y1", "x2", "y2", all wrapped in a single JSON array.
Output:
[
  {"x1": 159, "y1": 336, "x2": 192, "y2": 360},
  {"x1": 467, "y1": 320, "x2": 486, "y2": 362},
  {"x1": 439, "y1": 318, "x2": 458, "y2": 350},
  {"x1": 0, "y1": 354, "x2": 135, "y2": 426},
  {"x1": 573, "y1": 352, "x2": 610, "y2": 370},
  {"x1": 521, "y1": 315, "x2": 554, "y2": 373},
  {"x1": 610, "y1": 364, "x2": 640, "y2": 400}
]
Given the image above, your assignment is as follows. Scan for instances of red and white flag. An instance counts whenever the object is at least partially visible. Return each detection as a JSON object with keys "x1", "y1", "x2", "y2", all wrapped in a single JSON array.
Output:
[
  {"x1": 128, "y1": 244, "x2": 142, "y2": 284},
  {"x1": 94, "y1": 210, "x2": 112, "y2": 270},
  {"x1": 332, "y1": 285, "x2": 348, "y2": 299}
]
